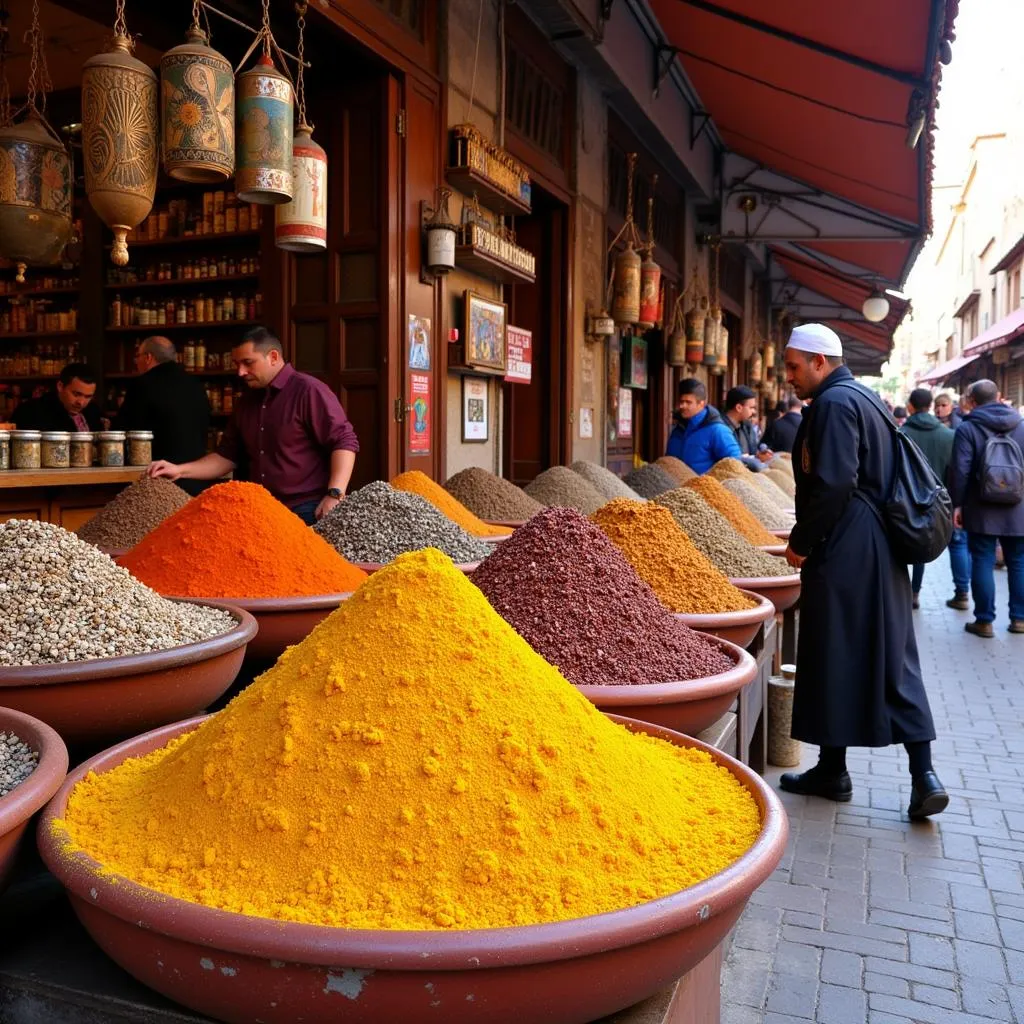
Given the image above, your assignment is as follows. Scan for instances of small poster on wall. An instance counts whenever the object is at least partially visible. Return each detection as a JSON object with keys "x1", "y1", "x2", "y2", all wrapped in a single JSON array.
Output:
[
  {"x1": 617, "y1": 387, "x2": 633, "y2": 438},
  {"x1": 409, "y1": 374, "x2": 431, "y2": 454},
  {"x1": 408, "y1": 314, "x2": 431, "y2": 370},
  {"x1": 505, "y1": 325, "x2": 533, "y2": 384},
  {"x1": 621, "y1": 335, "x2": 648, "y2": 389},
  {"x1": 579, "y1": 406, "x2": 594, "y2": 439},
  {"x1": 462, "y1": 376, "x2": 489, "y2": 442}
]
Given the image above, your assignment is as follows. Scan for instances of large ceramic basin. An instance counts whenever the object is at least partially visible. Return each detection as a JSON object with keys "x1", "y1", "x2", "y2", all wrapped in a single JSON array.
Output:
[
  {"x1": 674, "y1": 590, "x2": 775, "y2": 648},
  {"x1": 727, "y1": 575, "x2": 801, "y2": 614}
]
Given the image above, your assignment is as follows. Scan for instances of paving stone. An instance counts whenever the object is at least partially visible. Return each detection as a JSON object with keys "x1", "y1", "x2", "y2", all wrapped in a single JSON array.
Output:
[
  {"x1": 765, "y1": 974, "x2": 818, "y2": 1019},
  {"x1": 953, "y1": 909, "x2": 1002, "y2": 945},
  {"x1": 782, "y1": 925, "x2": 907, "y2": 961},
  {"x1": 863, "y1": 971, "x2": 909, "y2": 997},
  {"x1": 960, "y1": 977, "x2": 1014, "y2": 1021},
  {"x1": 953, "y1": 938, "x2": 1008, "y2": 983},
  {"x1": 772, "y1": 939, "x2": 820, "y2": 979},
  {"x1": 819, "y1": 949, "x2": 862, "y2": 988},
  {"x1": 907, "y1": 933, "x2": 955, "y2": 969},
  {"x1": 869, "y1": 993, "x2": 1008, "y2": 1023},
  {"x1": 870, "y1": 909, "x2": 954, "y2": 938},
  {"x1": 816, "y1": 983, "x2": 867, "y2": 1024},
  {"x1": 910, "y1": 983, "x2": 960, "y2": 1009}
]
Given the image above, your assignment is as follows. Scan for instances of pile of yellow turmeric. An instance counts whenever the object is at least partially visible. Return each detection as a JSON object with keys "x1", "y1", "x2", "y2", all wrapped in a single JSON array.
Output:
[{"x1": 58, "y1": 549, "x2": 760, "y2": 931}]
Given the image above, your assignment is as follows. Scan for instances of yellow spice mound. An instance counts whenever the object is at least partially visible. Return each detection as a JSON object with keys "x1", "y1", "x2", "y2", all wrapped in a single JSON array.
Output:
[{"x1": 58, "y1": 549, "x2": 760, "y2": 931}]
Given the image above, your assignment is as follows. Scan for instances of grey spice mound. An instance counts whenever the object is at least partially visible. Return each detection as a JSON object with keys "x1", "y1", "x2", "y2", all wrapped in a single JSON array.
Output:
[
  {"x1": 723, "y1": 478, "x2": 796, "y2": 530},
  {"x1": 623, "y1": 463, "x2": 678, "y2": 499},
  {"x1": 0, "y1": 731, "x2": 38, "y2": 797},
  {"x1": 524, "y1": 466, "x2": 607, "y2": 514},
  {"x1": 77, "y1": 476, "x2": 191, "y2": 551},
  {"x1": 0, "y1": 520, "x2": 235, "y2": 667},
  {"x1": 315, "y1": 480, "x2": 492, "y2": 564},
  {"x1": 570, "y1": 460, "x2": 642, "y2": 502},
  {"x1": 444, "y1": 467, "x2": 543, "y2": 522}
]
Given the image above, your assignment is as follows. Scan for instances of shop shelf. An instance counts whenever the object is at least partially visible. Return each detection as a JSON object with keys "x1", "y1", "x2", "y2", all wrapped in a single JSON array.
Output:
[
  {"x1": 454, "y1": 245, "x2": 536, "y2": 286},
  {"x1": 105, "y1": 321, "x2": 260, "y2": 333},
  {"x1": 0, "y1": 330, "x2": 79, "y2": 340},
  {"x1": 446, "y1": 165, "x2": 531, "y2": 216},
  {"x1": 0, "y1": 287, "x2": 80, "y2": 299},
  {"x1": 104, "y1": 275, "x2": 259, "y2": 291},
  {"x1": 106, "y1": 230, "x2": 261, "y2": 250}
]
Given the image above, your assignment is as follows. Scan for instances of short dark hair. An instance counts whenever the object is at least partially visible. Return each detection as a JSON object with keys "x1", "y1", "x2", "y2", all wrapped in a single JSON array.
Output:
[
  {"x1": 240, "y1": 326, "x2": 284, "y2": 356},
  {"x1": 908, "y1": 387, "x2": 933, "y2": 412},
  {"x1": 678, "y1": 378, "x2": 707, "y2": 402},
  {"x1": 787, "y1": 396, "x2": 803, "y2": 411},
  {"x1": 825, "y1": 355, "x2": 845, "y2": 369},
  {"x1": 58, "y1": 362, "x2": 96, "y2": 387},
  {"x1": 725, "y1": 385, "x2": 756, "y2": 409},
  {"x1": 968, "y1": 379, "x2": 999, "y2": 406},
  {"x1": 893, "y1": 406, "x2": 907, "y2": 419}
]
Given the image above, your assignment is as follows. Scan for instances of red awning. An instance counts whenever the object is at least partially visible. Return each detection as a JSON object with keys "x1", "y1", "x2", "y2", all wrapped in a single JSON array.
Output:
[
  {"x1": 963, "y1": 307, "x2": 1024, "y2": 356},
  {"x1": 917, "y1": 351, "x2": 980, "y2": 385}
]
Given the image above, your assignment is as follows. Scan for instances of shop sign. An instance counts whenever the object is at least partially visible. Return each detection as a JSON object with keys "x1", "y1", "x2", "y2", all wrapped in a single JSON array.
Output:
[
  {"x1": 408, "y1": 373, "x2": 431, "y2": 454},
  {"x1": 621, "y1": 336, "x2": 648, "y2": 389},
  {"x1": 617, "y1": 387, "x2": 633, "y2": 438},
  {"x1": 505, "y1": 325, "x2": 532, "y2": 384}
]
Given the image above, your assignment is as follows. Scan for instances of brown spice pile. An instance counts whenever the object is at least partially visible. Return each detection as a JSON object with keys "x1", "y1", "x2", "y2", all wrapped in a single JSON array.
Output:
[
  {"x1": 590, "y1": 499, "x2": 755, "y2": 614},
  {"x1": 655, "y1": 455, "x2": 696, "y2": 485},
  {"x1": 444, "y1": 467, "x2": 544, "y2": 522},
  {"x1": 525, "y1": 466, "x2": 607, "y2": 514},
  {"x1": 77, "y1": 477, "x2": 191, "y2": 551},
  {"x1": 684, "y1": 476, "x2": 779, "y2": 546}
]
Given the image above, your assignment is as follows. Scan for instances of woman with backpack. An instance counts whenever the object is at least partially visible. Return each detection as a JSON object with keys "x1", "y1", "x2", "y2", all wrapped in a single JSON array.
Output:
[{"x1": 948, "y1": 379, "x2": 1024, "y2": 637}]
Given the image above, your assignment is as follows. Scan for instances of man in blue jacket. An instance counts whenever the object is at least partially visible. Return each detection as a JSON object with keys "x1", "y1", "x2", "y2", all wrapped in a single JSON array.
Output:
[
  {"x1": 948, "y1": 379, "x2": 1024, "y2": 637},
  {"x1": 666, "y1": 378, "x2": 742, "y2": 474}
]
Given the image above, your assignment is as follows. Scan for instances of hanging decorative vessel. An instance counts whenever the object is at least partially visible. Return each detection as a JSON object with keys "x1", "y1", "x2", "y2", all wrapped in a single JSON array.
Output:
[
  {"x1": 751, "y1": 350, "x2": 763, "y2": 384},
  {"x1": 636, "y1": 179, "x2": 661, "y2": 330},
  {"x1": 236, "y1": 0, "x2": 294, "y2": 205},
  {"x1": 665, "y1": 294, "x2": 686, "y2": 367},
  {"x1": 0, "y1": 0, "x2": 73, "y2": 282},
  {"x1": 764, "y1": 340, "x2": 776, "y2": 370},
  {"x1": 275, "y1": 5, "x2": 327, "y2": 250},
  {"x1": 703, "y1": 306, "x2": 721, "y2": 366},
  {"x1": 81, "y1": 0, "x2": 158, "y2": 266},
  {"x1": 715, "y1": 325, "x2": 730, "y2": 374},
  {"x1": 161, "y1": 4, "x2": 234, "y2": 184},
  {"x1": 686, "y1": 301, "x2": 707, "y2": 364},
  {"x1": 609, "y1": 153, "x2": 642, "y2": 327}
]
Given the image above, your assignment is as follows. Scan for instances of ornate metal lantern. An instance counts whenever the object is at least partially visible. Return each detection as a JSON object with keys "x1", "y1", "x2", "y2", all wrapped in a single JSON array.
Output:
[
  {"x1": 612, "y1": 244, "x2": 641, "y2": 327},
  {"x1": 703, "y1": 306, "x2": 721, "y2": 366},
  {"x1": 685, "y1": 304, "x2": 706, "y2": 364}
]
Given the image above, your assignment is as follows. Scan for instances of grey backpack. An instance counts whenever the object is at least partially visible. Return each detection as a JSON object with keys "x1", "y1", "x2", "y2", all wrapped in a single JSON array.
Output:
[{"x1": 977, "y1": 424, "x2": 1024, "y2": 505}]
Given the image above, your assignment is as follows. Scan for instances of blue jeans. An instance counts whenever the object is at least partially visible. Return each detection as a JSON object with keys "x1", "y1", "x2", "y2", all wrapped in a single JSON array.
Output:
[
  {"x1": 911, "y1": 528, "x2": 970, "y2": 595},
  {"x1": 290, "y1": 499, "x2": 319, "y2": 526},
  {"x1": 967, "y1": 533, "x2": 1024, "y2": 623}
]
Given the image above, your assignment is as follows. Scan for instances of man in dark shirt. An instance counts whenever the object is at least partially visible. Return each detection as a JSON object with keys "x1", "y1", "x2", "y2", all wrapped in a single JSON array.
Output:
[
  {"x1": 721, "y1": 384, "x2": 772, "y2": 471},
  {"x1": 115, "y1": 336, "x2": 210, "y2": 496},
  {"x1": 149, "y1": 327, "x2": 359, "y2": 524},
  {"x1": 13, "y1": 363, "x2": 102, "y2": 433},
  {"x1": 762, "y1": 396, "x2": 803, "y2": 453}
]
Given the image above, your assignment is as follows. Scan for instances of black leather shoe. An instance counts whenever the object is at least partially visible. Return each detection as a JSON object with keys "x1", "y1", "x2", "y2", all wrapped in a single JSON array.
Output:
[
  {"x1": 908, "y1": 772, "x2": 949, "y2": 820},
  {"x1": 912, "y1": 593, "x2": 920, "y2": 610},
  {"x1": 779, "y1": 767, "x2": 853, "y2": 802}
]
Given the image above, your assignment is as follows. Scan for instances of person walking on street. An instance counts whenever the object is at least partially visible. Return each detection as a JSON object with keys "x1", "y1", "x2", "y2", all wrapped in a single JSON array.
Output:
[
  {"x1": 779, "y1": 323, "x2": 946, "y2": 820},
  {"x1": 902, "y1": 388, "x2": 962, "y2": 609},
  {"x1": 762, "y1": 396, "x2": 803, "y2": 453},
  {"x1": 947, "y1": 379, "x2": 1024, "y2": 637},
  {"x1": 666, "y1": 378, "x2": 742, "y2": 474},
  {"x1": 934, "y1": 392, "x2": 963, "y2": 430}
]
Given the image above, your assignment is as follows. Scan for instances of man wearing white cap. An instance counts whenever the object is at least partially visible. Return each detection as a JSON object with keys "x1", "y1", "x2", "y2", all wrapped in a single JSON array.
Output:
[{"x1": 779, "y1": 323, "x2": 947, "y2": 820}]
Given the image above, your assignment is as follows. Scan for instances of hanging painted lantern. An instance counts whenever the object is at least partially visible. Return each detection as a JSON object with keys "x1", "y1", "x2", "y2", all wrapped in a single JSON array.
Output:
[
  {"x1": 161, "y1": 25, "x2": 234, "y2": 183},
  {"x1": 236, "y1": 55, "x2": 294, "y2": 205},
  {"x1": 636, "y1": 253, "x2": 661, "y2": 330},
  {"x1": 715, "y1": 326, "x2": 730, "y2": 374},
  {"x1": 764, "y1": 341, "x2": 776, "y2": 370},
  {"x1": 667, "y1": 326, "x2": 687, "y2": 367},
  {"x1": 611, "y1": 245, "x2": 641, "y2": 326},
  {"x1": 703, "y1": 306, "x2": 721, "y2": 366},
  {"x1": 751, "y1": 351, "x2": 764, "y2": 384},
  {"x1": 0, "y1": 114, "x2": 73, "y2": 281},
  {"x1": 82, "y1": 33, "x2": 159, "y2": 266},
  {"x1": 685, "y1": 308, "x2": 706, "y2": 365},
  {"x1": 275, "y1": 124, "x2": 327, "y2": 251}
]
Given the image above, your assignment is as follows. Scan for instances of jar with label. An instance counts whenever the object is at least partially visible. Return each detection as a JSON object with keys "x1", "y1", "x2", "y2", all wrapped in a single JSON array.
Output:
[
  {"x1": 0, "y1": 429, "x2": 10, "y2": 470},
  {"x1": 69, "y1": 432, "x2": 94, "y2": 468},
  {"x1": 196, "y1": 339, "x2": 207, "y2": 370},
  {"x1": 126, "y1": 430, "x2": 153, "y2": 466},
  {"x1": 11, "y1": 430, "x2": 42, "y2": 469},
  {"x1": 223, "y1": 386, "x2": 234, "y2": 413},
  {"x1": 97, "y1": 431, "x2": 126, "y2": 467},
  {"x1": 184, "y1": 339, "x2": 197, "y2": 371},
  {"x1": 41, "y1": 431, "x2": 71, "y2": 469}
]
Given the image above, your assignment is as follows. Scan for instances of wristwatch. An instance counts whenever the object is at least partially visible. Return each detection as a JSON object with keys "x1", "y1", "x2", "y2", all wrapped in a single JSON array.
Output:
[{"x1": 326, "y1": 488, "x2": 343, "y2": 499}]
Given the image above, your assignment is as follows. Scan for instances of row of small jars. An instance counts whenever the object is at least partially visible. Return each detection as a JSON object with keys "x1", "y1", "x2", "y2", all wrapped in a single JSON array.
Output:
[{"x1": 0, "y1": 430, "x2": 153, "y2": 471}]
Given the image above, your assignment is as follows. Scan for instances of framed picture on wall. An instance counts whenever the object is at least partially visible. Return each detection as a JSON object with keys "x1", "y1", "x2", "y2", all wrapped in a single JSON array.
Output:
[
  {"x1": 621, "y1": 335, "x2": 648, "y2": 389},
  {"x1": 462, "y1": 376, "x2": 489, "y2": 443},
  {"x1": 464, "y1": 291, "x2": 508, "y2": 373}
]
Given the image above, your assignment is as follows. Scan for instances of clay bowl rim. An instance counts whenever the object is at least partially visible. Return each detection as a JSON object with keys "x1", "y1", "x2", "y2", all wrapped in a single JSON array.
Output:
[
  {"x1": 163, "y1": 593, "x2": 355, "y2": 614},
  {"x1": 39, "y1": 713, "x2": 787, "y2": 970},
  {"x1": 484, "y1": 519, "x2": 529, "y2": 529},
  {"x1": 672, "y1": 589, "x2": 775, "y2": 632},
  {"x1": 727, "y1": 573, "x2": 801, "y2": 591},
  {"x1": 0, "y1": 707, "x2": 69, "y2": 837},
  {"x1": 0, "y1": 603, "x2": 257, "y2": 686},
  {"x1": 758, "y1": 544, "x2": 787, "y2": 556},
  {"x1": 770, "y1": 528, "x2": 792, "y2": 539},
  {"x1": 573, "y1": 634, "x2": 756, "y2": 704},
  {"x1": 354, "y1": 560, "x2": 482, "y2": 574}
]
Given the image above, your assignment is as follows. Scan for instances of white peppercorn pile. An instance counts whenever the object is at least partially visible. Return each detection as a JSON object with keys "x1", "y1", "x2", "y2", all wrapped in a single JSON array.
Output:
[
  {"x1": 570, "y1": 460, "x2": 643, "y2": 502},
  {"x1": 722, "y1": 478, "x2": 795, "y2": 530},
  {"x1": 443, "y1": 467, "x2": 544, "y2": 522},
  {"x1": 0, "y1": 731, "x2": 38, "y2": 797},
  {"x1": 750, "y1": 472, "x2": 794, "y2": 510},
  {"x1": 0, "y1": 520, "x2": 235, "y2": 667},
  {"x1": 314, "y1": 481, "x2": 492, "y2": 564}
]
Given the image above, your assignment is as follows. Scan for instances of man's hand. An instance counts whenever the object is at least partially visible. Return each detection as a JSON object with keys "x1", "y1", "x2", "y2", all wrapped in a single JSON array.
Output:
[
  {"x1": 315, "y1": 493, "x2": 343, "y2": 520},
  {"x1": 148, "y1": 460, "x2": 182, "y2": 481},
  {"x1": 953, "y1": 507, "x2": 963, "y2": 529},
  {"x1": 784, "y1": 544, "x2": 805, "y2": 569}
]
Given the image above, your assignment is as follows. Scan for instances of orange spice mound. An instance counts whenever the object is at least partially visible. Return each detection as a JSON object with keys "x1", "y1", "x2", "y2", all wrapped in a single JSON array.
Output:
[
  {"x1": 392, "y1": 469, "x2": 511, "y2": 537},
  {"x1": 684, "y1": 476, "x2": 779, "y2": 546},
  {"x1": 590, "y1": 499, "x2": 755, "y2": 614},
  {"x1": 119, "y1": 482, "x2": 368, "y2": 598}
]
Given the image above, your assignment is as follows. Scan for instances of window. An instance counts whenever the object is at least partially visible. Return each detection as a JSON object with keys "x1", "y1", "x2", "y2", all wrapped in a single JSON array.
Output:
[
  {"x1": 1011, "y1": 266, "x2": 1022, "y2": 311},
  {"x1": 368, "y1": 0, "x2": 423, "y2": 37},
  {"x1": 506, "y1": 43, "x2": 565, "y2": 164}
]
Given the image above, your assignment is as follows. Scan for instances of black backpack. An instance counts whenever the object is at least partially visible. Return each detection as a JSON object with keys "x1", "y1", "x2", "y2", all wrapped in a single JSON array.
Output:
[
  {"x1": 976, "y1": 423, "x2": 1024, "y2": 505},
  {"x1": 834, "y1": 383, "x2": 953, "y2": 564}
]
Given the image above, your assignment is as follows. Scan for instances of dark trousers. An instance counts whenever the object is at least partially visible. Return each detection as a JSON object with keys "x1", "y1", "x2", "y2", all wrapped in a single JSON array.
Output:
[
  {"x1": 290, "y1": 498, "x2": 319, "y2": 526},
  {"x1": 967, "y1": 534, "x2": 1024, "y2": 624},
  {"x1": 911, "y1": 528, "x2": 970, "y2": 595}
]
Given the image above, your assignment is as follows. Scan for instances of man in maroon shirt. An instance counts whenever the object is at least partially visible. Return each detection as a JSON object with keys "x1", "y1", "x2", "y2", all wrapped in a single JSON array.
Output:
[{"x1": 148, "y1": 327, "x2": 358, "y2": 524}]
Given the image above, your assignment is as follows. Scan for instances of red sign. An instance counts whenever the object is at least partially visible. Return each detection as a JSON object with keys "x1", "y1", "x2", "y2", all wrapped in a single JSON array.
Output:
[
  {"x1": 505, "y1": 325, "x2": 533, "y2": 384},
  {"x1": 408, "y1": 374, "x2": 431, "y2": 454}
]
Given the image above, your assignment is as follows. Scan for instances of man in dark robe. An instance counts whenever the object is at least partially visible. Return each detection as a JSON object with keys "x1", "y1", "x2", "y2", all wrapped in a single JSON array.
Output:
[{"x1": 779, "y1": 323, "x2": 947, "y2": 820}]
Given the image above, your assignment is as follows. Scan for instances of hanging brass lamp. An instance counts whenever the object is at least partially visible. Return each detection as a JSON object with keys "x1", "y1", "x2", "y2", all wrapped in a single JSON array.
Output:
[
  {"x1": 636, "y1": 178, "x2": 661, "y2": 331},
  {"x1": 610, "y1": 153, "x2": 642, "y2": 327},
  {"x1": 81, "y1": 0, "x2": 159, "y2": 266},
  {"x1": 161, "y1": 3, "x2": 234, "y2": 183}
]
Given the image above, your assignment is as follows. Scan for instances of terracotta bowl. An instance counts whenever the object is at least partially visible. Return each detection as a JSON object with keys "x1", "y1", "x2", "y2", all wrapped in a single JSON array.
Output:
[
  {"x1": 758, "y1": 544, "x2": 787, "y2": 556},
  {"x1": 355, "y1": 561, "x2": 481, "y2": 576},
  {"x1": 38, "y1": 714, "x2": 787, "y2": 1024},
  {"x1": 727, "y1": 575, "x2": 801, "y2": 614},
  {"x1": 485, "y1": 519, "x2": 528, "y2": 529},
  {"x1": 0, "y1": 605, "x2": 256, "y2": 746},
  {"x1": 674, "y1": 590, "x2": 775, "y2": 648},
  {"x1": 574, "y1": 636, "x2": 757, "y2": 735},
  {"x1": 96, "y1": 547, "x2": 128, "y2": 559},
  {"x1": 770, "y1": 528, "x2": 792, "y2": 540},
  {"x1": 479, "y1": 534, "x2": 510, "y2": 545},
  {"x1": 0, "y1": 707, "x2": 67, "y2": 894},
  {"x1": 168, "y1": 595, "x2": 352, "y2": 662}
]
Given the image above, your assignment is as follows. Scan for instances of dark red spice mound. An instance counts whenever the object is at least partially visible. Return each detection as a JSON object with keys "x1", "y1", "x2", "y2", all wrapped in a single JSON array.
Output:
[{"x1": 472, "y1": 506, "x2": 733, "y2": 685}]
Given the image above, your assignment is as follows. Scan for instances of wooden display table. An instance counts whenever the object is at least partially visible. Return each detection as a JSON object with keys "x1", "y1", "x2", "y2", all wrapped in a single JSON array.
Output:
[{"x1": 0, "y1": 467, "x2": 144, "y2": 531}]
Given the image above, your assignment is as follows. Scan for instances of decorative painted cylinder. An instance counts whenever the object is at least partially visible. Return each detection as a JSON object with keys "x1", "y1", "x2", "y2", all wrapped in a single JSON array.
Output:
[
  {"x1": 236, "y1": 55, "x2": 294, "y2": 205},
  {"x1": 637, "y1": 254, "x2": 661, "y2": 330},
  {"x1": 715, "y1": 326, "x2": 730, "y2": 374},
  {"x1": 81, "y1": 33, "x2": 158, "y2": 266},
  {"x1": 751, "y1": 351, "x2": 763, "y2": 384},
  {"x1": 611, "y1": 245, "x2": 641, "y2": 326},
  {"x1": 667, "y1": 328, "x2": 687, "y2": 367},
  {"x1": 703, "y1": 307, "x2": 721, "y2": 366},
  {"x1": 0, "y1": 114, "x2": 73, "y2": 280},
  {"x1": 274, "y1": 125, "x2": 327, "y2": 251},
  {"x1": 764, "y1": 341, "x2": 776, "y2": 370},
  {"x1": 161, "y1": 26, "x2": 234, "y2": 184}
]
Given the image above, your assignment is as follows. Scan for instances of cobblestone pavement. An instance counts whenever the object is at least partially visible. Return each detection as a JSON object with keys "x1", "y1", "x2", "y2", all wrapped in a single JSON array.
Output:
[{"x1": 723, "y1": 564, "x2": 1024, "y2": 1023}]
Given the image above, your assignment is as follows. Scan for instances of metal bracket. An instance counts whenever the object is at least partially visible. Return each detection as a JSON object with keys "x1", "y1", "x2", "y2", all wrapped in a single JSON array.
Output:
[
  {"x1": 653, "y1": 45, "x2": 680, "y2": 99},
  {"x1": 600, "y1": 0, "x2": 615, "y2": 22},
  {"x1": 691, "y1": 111, "x2": 712, "y2": 149}
]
